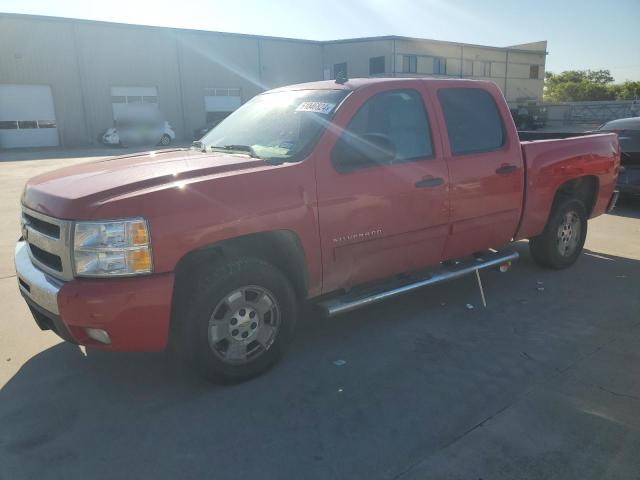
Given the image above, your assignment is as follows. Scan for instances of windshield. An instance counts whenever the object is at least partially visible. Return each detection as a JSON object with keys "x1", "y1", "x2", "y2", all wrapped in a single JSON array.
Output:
[{"x1": 199, "y1": 89, "x2": 349, "y2": 161}]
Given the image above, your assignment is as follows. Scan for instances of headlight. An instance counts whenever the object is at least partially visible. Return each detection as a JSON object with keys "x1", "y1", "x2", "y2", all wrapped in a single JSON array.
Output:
[{"x1": 73, "y1": 218, "x2": 152, "y2": 277}]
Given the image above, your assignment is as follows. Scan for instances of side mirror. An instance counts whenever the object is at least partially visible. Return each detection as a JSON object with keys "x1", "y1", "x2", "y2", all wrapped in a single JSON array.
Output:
[{"x1": 331, "y1": 133, "x2": 396, "y2": 173}]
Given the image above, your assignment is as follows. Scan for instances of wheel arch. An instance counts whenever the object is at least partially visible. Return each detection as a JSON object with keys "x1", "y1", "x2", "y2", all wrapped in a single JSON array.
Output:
[
  {"x1": 552, "y1": 175, "x2": 599, "y2": 217},
  {"x1": 170, "y1": 230, "x2": 309, "y2": 337}
]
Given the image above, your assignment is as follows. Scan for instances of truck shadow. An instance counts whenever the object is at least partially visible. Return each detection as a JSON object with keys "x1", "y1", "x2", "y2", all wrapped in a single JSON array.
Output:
[{"x1": 1, "y1": 242, "x2": 639, "y2": 479}]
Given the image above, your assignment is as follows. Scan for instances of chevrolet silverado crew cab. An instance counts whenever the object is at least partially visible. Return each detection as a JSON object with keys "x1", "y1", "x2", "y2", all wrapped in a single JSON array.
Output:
[{"x1": 15, "y1": 78, "x2": 620, "y2": 382}]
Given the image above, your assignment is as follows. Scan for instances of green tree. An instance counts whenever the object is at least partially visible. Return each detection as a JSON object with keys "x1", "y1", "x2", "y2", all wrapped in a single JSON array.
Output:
[
  {"x1": 610, "y1": 81, "x2": 640, "y2": 100},
  {"x1": 544, "y1": 69, "x2": 616, "y2": 102}
]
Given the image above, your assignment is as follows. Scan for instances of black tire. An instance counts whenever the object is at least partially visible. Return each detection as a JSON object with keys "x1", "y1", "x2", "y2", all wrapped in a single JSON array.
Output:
[
  {"x1": 529, "y1": 198, "x2": 588, "y2": 269},
  {"x1": 179, "y1": 257, "x2": 297, "y2": 383},
  {"x1": 159, "y1": 134, "x2": 171, "y2": 146}
]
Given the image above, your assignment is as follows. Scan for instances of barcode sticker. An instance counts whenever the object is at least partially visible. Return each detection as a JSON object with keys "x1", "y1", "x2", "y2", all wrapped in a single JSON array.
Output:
[{"x1": 296, "y1": 102, "x2": 335, "y2": 114}]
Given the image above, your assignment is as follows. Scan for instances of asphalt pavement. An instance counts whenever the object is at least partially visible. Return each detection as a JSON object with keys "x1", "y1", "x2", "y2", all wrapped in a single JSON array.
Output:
[{"x1": 1, "y1": 147, "x2": 639, "y2": 479}]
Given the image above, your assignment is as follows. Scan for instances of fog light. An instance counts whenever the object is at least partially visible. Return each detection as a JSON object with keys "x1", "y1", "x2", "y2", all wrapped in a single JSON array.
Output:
[{"x1": 85, "y1": 328, "x2": 111, "y2": 344}]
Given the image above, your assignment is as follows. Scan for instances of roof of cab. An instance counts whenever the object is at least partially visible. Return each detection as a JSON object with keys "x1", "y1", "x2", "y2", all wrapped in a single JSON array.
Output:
[{"x1": 265, "y1": 77, "x2": 491, "y2": 94}]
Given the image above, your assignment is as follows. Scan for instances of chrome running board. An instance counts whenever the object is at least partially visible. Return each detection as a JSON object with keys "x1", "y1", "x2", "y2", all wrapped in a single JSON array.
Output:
[{"x1": 317, "y1": 250, "x2": 519, "y2": 317}]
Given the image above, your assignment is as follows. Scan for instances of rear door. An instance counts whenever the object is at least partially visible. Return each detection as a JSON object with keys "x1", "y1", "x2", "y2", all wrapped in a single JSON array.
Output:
[
  {"x1": 315, "y1": 82, "x2": 450, "y2": 293},
  {"x1": 434, "y1": 84, "x2": 524, "y2": 259}
]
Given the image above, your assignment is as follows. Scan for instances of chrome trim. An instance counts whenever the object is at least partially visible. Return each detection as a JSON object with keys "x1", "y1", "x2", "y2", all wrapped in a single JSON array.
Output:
[
  {"x1": 607, "y1": 190, "x2": 619, "y2": 213},
  {"x1": 14, "y1": 241, "x2": 64, "y2": 315},
  {"x1": 319, "y1": 251, "x2": 520, "y2": 316},
  {"x1": 21, "y1": 206, "x2": 73, "y2": 281}
]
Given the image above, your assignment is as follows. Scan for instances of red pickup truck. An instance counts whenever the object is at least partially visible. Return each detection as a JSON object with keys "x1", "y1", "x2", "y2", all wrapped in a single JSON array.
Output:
[{"x1": 16, "y1": 78, "x2": 620, "y2": 381}]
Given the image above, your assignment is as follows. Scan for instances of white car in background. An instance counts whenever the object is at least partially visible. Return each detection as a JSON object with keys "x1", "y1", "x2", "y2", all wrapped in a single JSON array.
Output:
[{"x1": 102, "y1": 117, "x2": 175, "y2": 147}]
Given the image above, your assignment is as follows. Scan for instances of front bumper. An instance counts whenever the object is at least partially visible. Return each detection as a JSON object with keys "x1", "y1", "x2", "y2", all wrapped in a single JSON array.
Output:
[{"x1": 15, "y1": 241, "x2": 175, "y2": 351}]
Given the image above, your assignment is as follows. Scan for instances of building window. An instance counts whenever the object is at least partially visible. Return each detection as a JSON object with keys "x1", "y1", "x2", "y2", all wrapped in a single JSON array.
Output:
[
  {"x1": 334, "y1": 62, "x2": 348, "y2": 80},
  {"x1": 433, "y1": 57, "x2": 446, "y2": 75},
  {"x1": 402, "y1": 55, "x2": 417, "y2": 73},
  {"x1": 111, "y1": 95, "x2": 155, "y2": 105},
  {"x1": 530, "y1": 65, "x2": 540, "y2": 79},
  {"x1": 0, "y1": 120, "x2": 56, "y2": 129},
  {"x1": 462, "y1": 59, "x2": 473, "y2": 76},
  {"x1": 369, "y1": 56, "x2": 385, "y2": 75},
  {"x1": 483, "y1": 62, "x2": 492, "y2": 77},
  {"x1": 205, "y1": 87, "x2": 241, "y2": 97}
]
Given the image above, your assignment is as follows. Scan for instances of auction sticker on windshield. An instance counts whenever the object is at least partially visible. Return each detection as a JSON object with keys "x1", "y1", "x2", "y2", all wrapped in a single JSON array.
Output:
[{"x1": 296, "y1": 102, "x2": 335, "y2": 114}]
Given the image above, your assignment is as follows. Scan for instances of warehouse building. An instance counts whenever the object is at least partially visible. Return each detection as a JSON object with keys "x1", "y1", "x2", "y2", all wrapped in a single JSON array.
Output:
[{"x1": 0, "y1": 12, "x2": 547, "y2": 148}]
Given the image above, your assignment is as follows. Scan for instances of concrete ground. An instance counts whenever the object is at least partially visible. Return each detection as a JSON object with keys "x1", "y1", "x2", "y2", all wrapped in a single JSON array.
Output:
[{"x1": 1, "y1": 148, "x2": 639, "y2": 480}]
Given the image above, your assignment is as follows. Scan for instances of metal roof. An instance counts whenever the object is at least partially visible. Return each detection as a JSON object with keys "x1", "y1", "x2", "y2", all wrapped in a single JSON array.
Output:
[{"x1": 0, "y1": 12, "x2": 547, "y2": 54}]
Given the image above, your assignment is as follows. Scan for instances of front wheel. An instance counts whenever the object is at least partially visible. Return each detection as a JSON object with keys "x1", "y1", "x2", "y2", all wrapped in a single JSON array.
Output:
[
  {"x1": 159, "y1": 134, "x2": 171, "y2": 146},
  {"x1": 529, "y1": 198, "x2": 588, "y2": 269},
  {"x1": 180, "y1": 257, "x2": 297, "y2": 383}
]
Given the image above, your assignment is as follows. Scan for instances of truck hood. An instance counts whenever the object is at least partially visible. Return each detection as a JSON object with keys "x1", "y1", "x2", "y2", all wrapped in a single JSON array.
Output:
[{"x1": 22, "y1": 148, "x2": 271, "y2": 219}]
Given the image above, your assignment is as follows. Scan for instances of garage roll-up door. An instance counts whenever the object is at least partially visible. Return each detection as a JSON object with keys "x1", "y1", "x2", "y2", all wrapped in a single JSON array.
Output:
[
  {"x1": 111, "y1": 86, "x2": 159, "y2": 120},
  {"x1": 0, "y1": 85, "x2": 59, "y2": 148},
  {"x1": 204, "y1": 87, "x2": 241, "y2": 125}
]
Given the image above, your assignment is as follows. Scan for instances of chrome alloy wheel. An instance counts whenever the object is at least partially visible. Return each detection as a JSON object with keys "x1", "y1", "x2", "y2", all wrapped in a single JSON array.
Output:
[
  {"x1": 208, "y1": 286, "x2": 280, "y2": 364},
  {"x1": 556, "y1": 211, "x2": 581, "y2": 257}
]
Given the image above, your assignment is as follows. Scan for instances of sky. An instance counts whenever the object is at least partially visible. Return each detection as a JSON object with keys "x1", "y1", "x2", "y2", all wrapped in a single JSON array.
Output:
[{"x1": 1, "y1": 0, "x2": 639, "y2": 82}]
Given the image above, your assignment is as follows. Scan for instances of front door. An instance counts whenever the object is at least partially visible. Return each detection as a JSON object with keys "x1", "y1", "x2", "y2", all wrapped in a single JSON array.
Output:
[{"x1": 314, "y1": 82, "x2": 450, "y2": 294}]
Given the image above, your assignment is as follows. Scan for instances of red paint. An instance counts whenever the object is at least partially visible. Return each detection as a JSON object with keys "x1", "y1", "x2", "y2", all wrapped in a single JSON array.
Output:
[
  {"x1": 57, "y1": 273, "x2": 175, "y2": 351},
  {"x1": 21, "y1": 78, "x2": 620, "y2": 351}
]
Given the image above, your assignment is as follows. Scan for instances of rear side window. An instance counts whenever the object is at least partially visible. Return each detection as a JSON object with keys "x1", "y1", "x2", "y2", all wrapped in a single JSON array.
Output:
[{"x1": 438, "y1": 88, "x2": 505, "y2": 155}]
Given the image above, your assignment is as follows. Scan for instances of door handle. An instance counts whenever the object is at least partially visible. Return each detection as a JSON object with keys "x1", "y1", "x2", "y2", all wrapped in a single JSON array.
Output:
[
  {"x1": 495, "y1": 164, "x2": 518, "y2": 175},
  {"x1": 415, "y1": 177, "x2": 444, "y2": 188}
]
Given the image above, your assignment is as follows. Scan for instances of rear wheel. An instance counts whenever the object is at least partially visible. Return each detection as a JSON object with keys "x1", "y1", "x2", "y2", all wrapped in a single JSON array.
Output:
[
  {"x1": 179, "y1": 257, "x2": 297, "y2": 383},
  {"x1": 529, "y1": 198, "x2": 588, "y2": 269},
  {"x1": 159, "y1": 134, "x2": 171, "y2": 146}
]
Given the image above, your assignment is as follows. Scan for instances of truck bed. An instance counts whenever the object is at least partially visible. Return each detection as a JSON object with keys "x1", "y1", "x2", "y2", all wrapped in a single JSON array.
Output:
[{"x1": 515, "y1": 132, "x2": 620, "y2": 240}]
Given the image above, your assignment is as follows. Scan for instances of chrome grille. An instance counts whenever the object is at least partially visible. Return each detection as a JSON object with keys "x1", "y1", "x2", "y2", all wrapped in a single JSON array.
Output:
[{"x1": 21, "y1": 206, "x2": 73, "y2": 281}]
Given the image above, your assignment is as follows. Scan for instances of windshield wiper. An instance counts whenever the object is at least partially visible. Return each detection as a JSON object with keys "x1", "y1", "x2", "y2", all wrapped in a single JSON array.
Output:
[
  {"x1": 208, "y1": 144, "x2": 260, "y2": 158},
  {"x1": 205, "y1": 145, "x2": 293, "y2": 165}
]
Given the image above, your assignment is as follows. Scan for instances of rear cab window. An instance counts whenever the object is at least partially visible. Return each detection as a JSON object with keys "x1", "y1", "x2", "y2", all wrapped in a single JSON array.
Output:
[{"x1": 437, "y1": 87, "x2": 505, "y2": 155}]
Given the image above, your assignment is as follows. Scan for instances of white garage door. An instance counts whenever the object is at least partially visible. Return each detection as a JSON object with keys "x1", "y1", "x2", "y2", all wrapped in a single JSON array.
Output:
[
  {"x1": 111, "y1": 86, "x2": 159, "y2": 120},
  {"x1": 0, "y1": 85, "x2": 59, "y2": 148},
  {"x1": 204, "y1": 88, "x2": 241, "y2": 125}
]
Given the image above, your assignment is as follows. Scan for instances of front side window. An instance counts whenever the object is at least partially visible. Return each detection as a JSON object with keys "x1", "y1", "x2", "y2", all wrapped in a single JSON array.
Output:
[
  {"x1": 200, "y1": 89, "x2": 349, "y2": 162},
  {"x1": 438, "y1": 87, "x2": 505, "y2": 155},
  {"x1": 332, "y1": 89, "x2": 433, "y2": 172}
]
